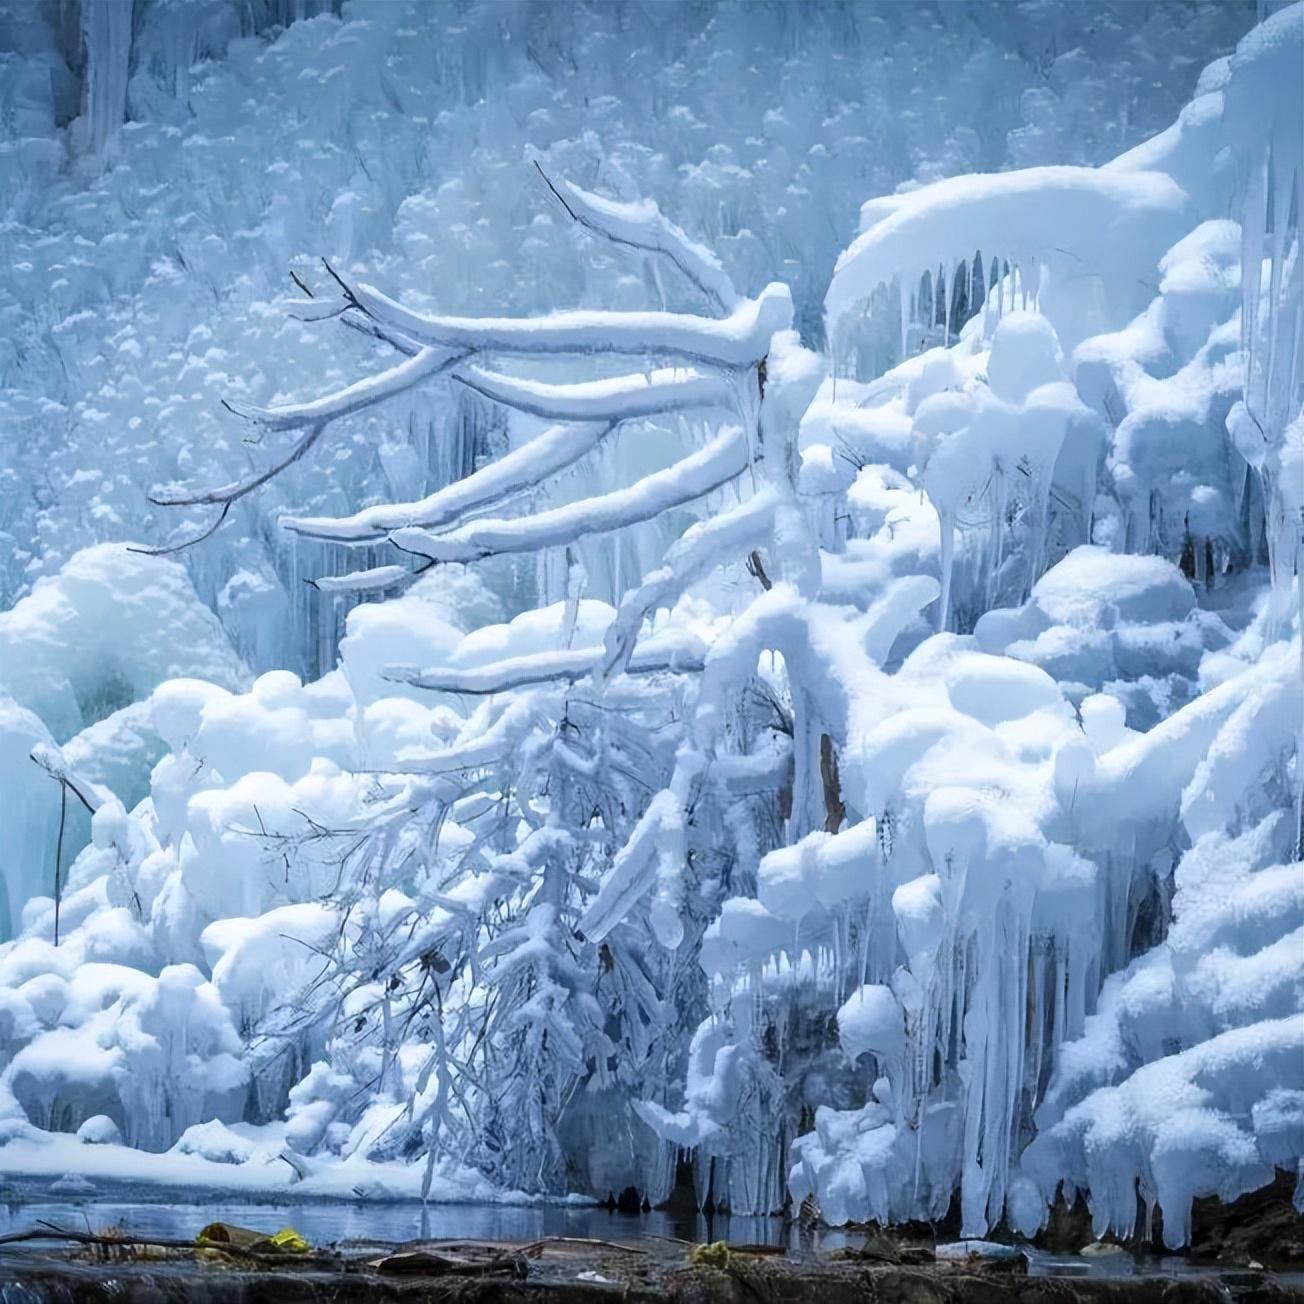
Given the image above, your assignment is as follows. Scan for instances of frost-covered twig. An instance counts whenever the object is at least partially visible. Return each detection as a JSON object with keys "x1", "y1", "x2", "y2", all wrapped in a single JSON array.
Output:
[
  {"x1": 536, "y1": 164, "x2": 738, "y2": 312},
  {"x1": 29, "y1": 743, "x2": 111, "y2": 814},
  {"x1": 148, "y1": 421, "x2": 327, "y2": 509}
]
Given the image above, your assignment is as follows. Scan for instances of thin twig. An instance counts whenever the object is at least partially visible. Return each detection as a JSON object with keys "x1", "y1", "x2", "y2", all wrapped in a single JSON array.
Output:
[
  {"x1": 128, "y1": 501, "x2": 232, "y2": 556},
  {"x1": 533, "y1": 159, "x2": 578, "y2": 221},
  {"x1": 52, "y1": 783, "x2": 66, "y2": 946}
]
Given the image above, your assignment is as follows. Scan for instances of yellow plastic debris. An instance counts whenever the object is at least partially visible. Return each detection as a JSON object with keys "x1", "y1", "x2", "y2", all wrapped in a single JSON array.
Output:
[
  {"x1": 266, "y1": 1227, "x2": 312, "y2": 1254},
  {"x1": 195, "y1": 1222, "x2": 312, "y2": 1254}
]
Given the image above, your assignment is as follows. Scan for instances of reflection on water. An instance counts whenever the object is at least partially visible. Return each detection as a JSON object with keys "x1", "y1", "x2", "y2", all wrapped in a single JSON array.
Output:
[{"x1": 0, "y1": 1197, "x2": 786, "y2": 1253}]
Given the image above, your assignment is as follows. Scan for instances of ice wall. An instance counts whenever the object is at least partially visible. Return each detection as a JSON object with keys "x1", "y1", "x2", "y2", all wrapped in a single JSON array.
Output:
[
  {"x1": 0, "y1": 0, "x2": 1296, "y2": 1244},
  {"x1": 0, "y1": 0, "x2": 1256, "y2": 681}
]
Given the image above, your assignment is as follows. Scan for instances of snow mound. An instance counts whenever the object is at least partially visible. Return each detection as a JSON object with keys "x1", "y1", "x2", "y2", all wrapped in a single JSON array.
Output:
[{"x1": 0, "y1": 545, "x2": 248, "y2": 740}]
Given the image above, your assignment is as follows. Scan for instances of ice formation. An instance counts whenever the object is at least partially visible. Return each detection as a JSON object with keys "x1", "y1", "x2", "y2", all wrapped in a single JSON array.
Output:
[{"x1": 0, "y1": 0, "x2": 1299, "y2": 1247}]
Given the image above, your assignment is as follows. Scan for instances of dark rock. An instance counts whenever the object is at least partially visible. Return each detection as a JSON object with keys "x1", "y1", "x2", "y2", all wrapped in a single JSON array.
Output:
[
  {"x1": 5, "y1": 1238, "x2": 1304, "y2": 1304},
  {"x1": 1037, "y1": 1188, "x2": 1096, "y2": 1253},
  {"x1": 1188, "y1": 1170, "x2": 1304, "y2": 1267}
]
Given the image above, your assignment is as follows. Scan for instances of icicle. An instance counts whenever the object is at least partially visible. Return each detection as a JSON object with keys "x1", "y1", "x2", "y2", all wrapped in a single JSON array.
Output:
[
  {"x1": 75, "y1": 0, "x2": 132, "y2": 161},
  {"x1": 942, "y1": 266, "x2": 951, "y2": 347},
  {"x1": 899, "y1": 275, "x2": 910, "y2": 363},
  {"x1": 1240, "y1": 157, "x2": 1267, "y2": 394},
  {"x1": 987, "y1": 463, "x2": 1006, "y2": 611},
  {"x1": 937, "y1": 510, "x2": 955, "y2": 632}
]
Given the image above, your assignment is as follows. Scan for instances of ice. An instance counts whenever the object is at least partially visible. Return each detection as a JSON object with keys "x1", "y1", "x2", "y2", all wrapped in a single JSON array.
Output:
[
  {"x1": 826, "y1": 167, "x2": 1191, "y2": 356},
  {"x1": 837, "y1": 986, "x2": 905, "y2": 1063},
  {"x1": 0, "y1": 544, "x2": 248, "y2": 741},
  {"x1": 0, "y1": 547, "x2": 247, "y2": 941},
  {"x1": 0, "y1": 0, "x2": 1298, "y2": 1248}
]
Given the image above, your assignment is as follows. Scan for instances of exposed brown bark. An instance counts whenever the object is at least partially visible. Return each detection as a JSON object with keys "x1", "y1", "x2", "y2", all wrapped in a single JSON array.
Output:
[{"x1": 820, "y1": 733, "x2": 845, "y2": 834}]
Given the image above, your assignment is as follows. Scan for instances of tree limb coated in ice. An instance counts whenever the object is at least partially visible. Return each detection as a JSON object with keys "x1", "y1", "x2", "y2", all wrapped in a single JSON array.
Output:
[
  {"x1": 282, "y1": 421, "x2": 613, "y2": 544},
  {"x1": 536, "y1": 163, "x2": 739, "y2": 312},
  {"x1": 390, "y1": 425, "x2": 752, "y2": 563},
  {"x1": 342, "y1": 275, "x2": 792, "y2": 368}
]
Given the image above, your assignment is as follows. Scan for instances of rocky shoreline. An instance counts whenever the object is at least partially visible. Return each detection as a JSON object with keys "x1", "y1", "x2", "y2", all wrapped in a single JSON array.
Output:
[
  {"x1": 2, "y1": 1174, "x2": 1302, "y2": 1303},
  {"x1": 2, "y1": 1232, "x2": 1303, "y2": 1304}
]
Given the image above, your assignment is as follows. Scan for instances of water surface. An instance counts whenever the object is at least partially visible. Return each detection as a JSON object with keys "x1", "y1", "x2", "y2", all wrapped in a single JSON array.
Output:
[{"x1": 0, "y1": 1196, "x2": 1298, "y2": 1289}]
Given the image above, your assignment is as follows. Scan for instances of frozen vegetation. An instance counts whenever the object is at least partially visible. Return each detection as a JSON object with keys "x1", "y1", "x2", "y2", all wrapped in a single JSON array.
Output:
[{"x1": 0, "y1": 0, "x2": 1300, "y2": 1250}]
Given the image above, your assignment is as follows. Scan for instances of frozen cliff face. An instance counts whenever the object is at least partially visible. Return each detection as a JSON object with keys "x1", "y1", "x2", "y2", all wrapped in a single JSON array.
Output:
[
  {"x1": 0, "y1": 0, "x2": 1255, "y2": 682},
  {"x1": 740, "y1": 5, "x2": 1301, "y2": 1241},
  {"x1": 0, "y1": 0, "x2": 1298, "y2": 1245}
]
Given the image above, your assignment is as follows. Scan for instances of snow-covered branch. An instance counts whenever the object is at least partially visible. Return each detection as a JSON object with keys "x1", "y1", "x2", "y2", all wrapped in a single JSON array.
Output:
[
  {"x1": 579, "y1": 748, "x2": 703, "y2": 949},
  {"x1": 387, "y1": 629, "x2": 706, "y2": 695},
  {"x1": 390, "y1": 425, "x2": 752, "y2": 562},
  {"x1": 306, "y1": 564, "x2": 429, "y2": 596},
  {"x1": 454, "y1": 364, "x2": 734, "y2": 423},
  {"x1": 282, "y1": 421, "x2": 613, "y2": 543},
  {"x1": 344, "y1": 276, "x2": 792, "y2": 368},
  {"x1": 538, "y1": 166, "x2": 739, "y2": 312},
  {"x1": 223, "y1": 346, "x2": 467, "y2": 432},
  {"x1": 598, "y1": 489, "x2": 779, "y2": 681},
  {"x1": 399, "y1": 693, "x2": 561, "y2": 776}
]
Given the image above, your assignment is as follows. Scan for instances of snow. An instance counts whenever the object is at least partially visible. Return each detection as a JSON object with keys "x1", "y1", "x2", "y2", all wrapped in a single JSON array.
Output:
[
  {"x1": 1026, "y1": 547, "x2": 1196, "y2": 627},
  {"x1": 0, "y1": 1122, "x2": 546, "y2": 1205},
  {"x1": 0, "y1": 0, "x2": 1298, "y2": 1253},
  {"x1": 827, "y1": 167, "x2": 1191, "y2": 353},
  {"x1": 391, "y1": 425, "x2": 752, "y2": 563},
  {"x1": 837, "y1": 986, "x2": 905, "y2": 1063},
  {"x1": 349, "y1": 279, "x2": 793, "y2": 367}
]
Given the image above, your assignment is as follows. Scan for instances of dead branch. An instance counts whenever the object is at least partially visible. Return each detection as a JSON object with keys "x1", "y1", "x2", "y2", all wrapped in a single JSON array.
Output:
[
  {"x1": 820, "y1": 733, "x2": 845, "y2": 834},
  {"x1": 0, "y1": 1223, "x2": 330, "y2": 1265}
]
